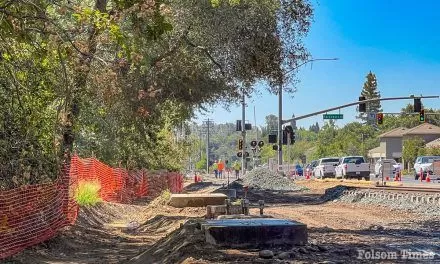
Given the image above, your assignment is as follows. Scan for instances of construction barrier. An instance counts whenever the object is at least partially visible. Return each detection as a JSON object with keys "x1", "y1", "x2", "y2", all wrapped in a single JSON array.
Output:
[{"x1": 0, "y1": 155, "x2": 183, "y2": 260}]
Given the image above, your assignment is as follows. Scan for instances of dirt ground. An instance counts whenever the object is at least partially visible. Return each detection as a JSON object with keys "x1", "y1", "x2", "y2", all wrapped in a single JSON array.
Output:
[{"x1": 5, "y1": 177, "x2": 440, "y2": 264}]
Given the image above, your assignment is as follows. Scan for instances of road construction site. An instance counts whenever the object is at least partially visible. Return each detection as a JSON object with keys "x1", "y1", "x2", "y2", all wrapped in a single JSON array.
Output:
[{"x1": 7, "y1": 170, "x2": 440, "y2": 264}]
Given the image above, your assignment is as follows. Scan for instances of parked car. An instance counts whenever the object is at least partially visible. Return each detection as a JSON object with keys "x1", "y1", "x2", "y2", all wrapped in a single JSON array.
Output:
[
  {"x1": 305, "y1": 160, "x2": 318, "y2": 176},
  {"x1": 314, "y1": 157, "x2": 339, "y2": 178},
  {"x1": 374, "y1": 159, "x2": 401, "y2": 178},
  {"x1": 414, "y1": 156, "x2": 440, "y2": 180},
  {"x1": 335, "y1": 156, "x2": 370, "y2": 180}
]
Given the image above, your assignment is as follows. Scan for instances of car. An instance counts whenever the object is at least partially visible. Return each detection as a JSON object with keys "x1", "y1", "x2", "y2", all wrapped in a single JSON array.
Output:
[
  {"x1": 314, "y1": 157, "x2": 339, "y2": 178},
  {"x1": 335, "y1": 156, "x2": 370, "y2": 180},
  {"x1": 374, "y1": 159, "x2": 401, "y2": 178},
  {"x1": 414, "y1": 156, "x2": 440, "y2": 180}
]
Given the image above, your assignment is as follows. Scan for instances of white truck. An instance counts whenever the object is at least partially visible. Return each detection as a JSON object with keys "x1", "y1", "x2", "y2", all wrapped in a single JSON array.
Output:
[
  {"x1": 314, "y1": 157, "x2": 340, "y2": 178},
  {"x1": 414, "y1": 156, "x2": 440, "y2": 180},
  {"x1": 335, "y1": 156, "x2": 370, "y2": 180}
]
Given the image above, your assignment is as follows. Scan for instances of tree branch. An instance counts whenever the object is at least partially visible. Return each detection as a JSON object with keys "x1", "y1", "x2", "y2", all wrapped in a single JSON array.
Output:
[
  {"x1": 149, "y1": 27, "x2": 191, "y2": 67},
  {"x1": 183, "y1": 35, "x2": 225, "y2": 76}
]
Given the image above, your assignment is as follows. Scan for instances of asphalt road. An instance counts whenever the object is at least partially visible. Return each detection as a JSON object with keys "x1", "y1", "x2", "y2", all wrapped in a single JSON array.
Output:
[{"x1": 372, "y1": 173, "x2": 440, "y2": 186}]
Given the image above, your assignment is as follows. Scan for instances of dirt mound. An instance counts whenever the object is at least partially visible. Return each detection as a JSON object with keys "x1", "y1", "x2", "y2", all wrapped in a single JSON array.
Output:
[{"x1": 243, "y1": 168, "x2": 307, "y2": 191}]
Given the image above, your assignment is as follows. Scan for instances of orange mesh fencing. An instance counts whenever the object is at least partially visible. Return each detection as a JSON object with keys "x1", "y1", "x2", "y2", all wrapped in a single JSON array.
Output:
[{"x1": 0, "y1": 155, "x2": 184, "y2": 259}]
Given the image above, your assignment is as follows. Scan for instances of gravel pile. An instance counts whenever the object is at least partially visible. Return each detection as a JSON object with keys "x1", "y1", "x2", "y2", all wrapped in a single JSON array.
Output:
[
  {"x1": 243, "y1": 168, "x2": 307, "y2": 191},
  {"x1": 321, "y1": 185, "x2": 349, "y2": 201},
  {"x1": 336, "y1": 190, "x2": 440, "y2": 217}
]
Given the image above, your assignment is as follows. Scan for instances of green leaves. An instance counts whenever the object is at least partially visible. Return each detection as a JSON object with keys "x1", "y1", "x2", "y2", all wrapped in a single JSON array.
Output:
[
  {"x1": 0, "y1": 0, "x2": 315, "y2": 185},
  {"x1": 211, "y1": 0, "x2": 241, "y2": 7}
]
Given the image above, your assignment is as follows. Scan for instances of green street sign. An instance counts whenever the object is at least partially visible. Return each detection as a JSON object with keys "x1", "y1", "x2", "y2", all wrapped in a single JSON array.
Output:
[{"x1": 323, "y1": 114, "x2": 343, "y2": 120}]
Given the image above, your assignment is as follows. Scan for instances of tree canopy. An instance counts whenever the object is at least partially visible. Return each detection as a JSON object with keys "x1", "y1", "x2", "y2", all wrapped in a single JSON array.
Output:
[{"x1": 0, "y1": 0, "x2": 314, "y2": 189}]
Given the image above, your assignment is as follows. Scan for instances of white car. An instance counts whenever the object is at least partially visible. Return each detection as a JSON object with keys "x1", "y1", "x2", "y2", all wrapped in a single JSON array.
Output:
[
  {"x1": 374, "y1": 159, "x2": 401, "y2": 178},
  {"x1": 335, "y1": 156, "x2": 370, "y2": 180},
  {"x1": 414, "y1": 156, "x2": 440, "y2": 180},
  {"x1": 314, "y1": 157, "x2": 339, "y2": 178}
]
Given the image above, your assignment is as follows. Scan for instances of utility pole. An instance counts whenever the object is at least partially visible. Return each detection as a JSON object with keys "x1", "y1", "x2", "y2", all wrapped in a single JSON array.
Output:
[
  {"x1": 241, "y1": 88, "x2": 246, "y2": 176},
  {"x1": 202, "y1": 119, "x2": 214, "y2": 174}
]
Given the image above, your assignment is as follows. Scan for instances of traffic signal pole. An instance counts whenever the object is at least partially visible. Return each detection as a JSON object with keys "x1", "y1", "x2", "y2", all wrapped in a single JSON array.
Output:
[
  {"x1": 277, "y1": 57, "x2": 339, "y2": 168},
  {"x1": 283, "y1": 95, "x2": 439, "y2": 124},
  {"x1": 278, "y1": 84, "x2": 283, "y2": 169},
  {"x1": 241, "y1": 88, "x2": 246, "y2": 176}
]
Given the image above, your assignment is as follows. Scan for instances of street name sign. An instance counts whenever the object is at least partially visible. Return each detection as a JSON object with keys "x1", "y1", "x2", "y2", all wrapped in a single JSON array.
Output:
[{"x1": 323, "y1": 114, "x2": 343, "y2": 120}]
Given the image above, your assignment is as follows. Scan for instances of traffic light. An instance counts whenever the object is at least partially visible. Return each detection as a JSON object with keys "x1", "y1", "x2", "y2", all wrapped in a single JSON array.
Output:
[
  {"x1": 414, "y1": 98, "x2": 422, "y2": 113},
  {"x1": 236, "y1": 120, "x2": 242, "y2": 131},
  {"x1": 358, "y1": 96, "x2": 366, "y2": 112},
  {"x1": 238, "y1": 139, "x2": 243, "y2": 150},
  {"x1": 250, "y1": 140, "x2": 257, "y2": 148},
  {"x1": 420, "y1": 109, "x2": 425, "y2": 122},
  {"x1": 268, "y1": 134, "x2": 277, "y2": 144},
  {"x1": 376, "y1": 113, "x2": 383, "y2": 125},
  {"x1": 290, "y1": 131, "x2": 296, "y2": 144},
  {"x1": 284, "y1": 125, "x2": 295, "y2": 145},
  {"x1": 282, "y1": 130, "x2": 288, "y2": 145}
]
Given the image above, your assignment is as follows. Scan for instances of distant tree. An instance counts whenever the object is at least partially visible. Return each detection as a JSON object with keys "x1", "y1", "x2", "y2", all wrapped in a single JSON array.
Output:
[
  {"x1": 309, "y1": 122, "x2": 320, "y2": 133},
  {"x1": 290, "y1": 114, "x2": 297, "y2": 130},
  {"x1": 427, "y1": 147, "x2": 440, "y2": 156},
  {"x1": 402, "y1": 137, "x2": 425, "y2": 171},
  {"x1": 195, "y1": 154, "x2": 207, "y2": 171},
  {"x1": 357, "y1": 71, "x2": 382, "y2": 121},
  {"x1": 265, "y1": 115, "x2": 278, "y2": 133}
]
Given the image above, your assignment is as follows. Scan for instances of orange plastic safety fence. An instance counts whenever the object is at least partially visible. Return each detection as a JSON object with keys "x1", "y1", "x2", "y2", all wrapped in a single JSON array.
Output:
[
  {"x1": 0, "y1": 170, "x2": 74, "y2": 259},
  {"x1": 0, "y1": 155, "x2": 183, "y2": 260}
]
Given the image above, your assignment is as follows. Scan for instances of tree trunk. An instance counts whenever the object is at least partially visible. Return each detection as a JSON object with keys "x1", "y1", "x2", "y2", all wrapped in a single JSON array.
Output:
[{"x1": 60, "y1": 0, "x2": 108, "y2": 170}]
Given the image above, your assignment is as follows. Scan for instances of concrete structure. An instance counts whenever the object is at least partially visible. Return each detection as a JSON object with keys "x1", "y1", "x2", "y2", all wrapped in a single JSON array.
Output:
[
  {"x1": 368, "y1": 123, "x2": 440, "y2": 166},
  {"x1": 206, "y1": 204, "x2": 243, "y2": 219},
  {"x1": 169, "y1": 193, "x2": 227, "y2": 208},
  {"x1": 202, "y1": 218, "x2": 307, "y2": 248}
]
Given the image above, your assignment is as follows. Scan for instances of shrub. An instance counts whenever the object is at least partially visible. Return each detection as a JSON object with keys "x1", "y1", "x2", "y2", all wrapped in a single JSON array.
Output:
[
  {"x1": 160, "y1": 189, "x2": 171, "y2": 201},
  {"x1": 75, "y1": 180, "x2": 102, "y2": 206}
]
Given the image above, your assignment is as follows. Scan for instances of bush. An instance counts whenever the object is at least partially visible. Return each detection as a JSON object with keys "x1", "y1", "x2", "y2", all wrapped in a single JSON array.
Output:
[
  {"x1": 160, "y1": 189, "x2": 171, "y2": 201},
  {"x1": 75, "y1": 181, "x2": 102, "y2": 206}
]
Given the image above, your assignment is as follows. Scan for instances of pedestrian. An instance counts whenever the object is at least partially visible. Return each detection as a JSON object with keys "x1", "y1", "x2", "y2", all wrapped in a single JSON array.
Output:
[
  {"x1": 225, "y1": 160, "x2": 231, "y2": 177},
  {"x1": 213, "y1": 160, "x2": 218, "y2": 179},
  {"x1": 233, "y1": 161, "x2": 241, "y2": 179},
  {"x1": 217, "y1": 159, "x2": 225, "y2": 179}
]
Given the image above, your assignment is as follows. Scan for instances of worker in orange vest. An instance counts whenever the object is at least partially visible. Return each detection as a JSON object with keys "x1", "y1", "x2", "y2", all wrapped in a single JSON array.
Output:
[{"x1": 217, "y1": 159, "x2": 225, "y2": 179}]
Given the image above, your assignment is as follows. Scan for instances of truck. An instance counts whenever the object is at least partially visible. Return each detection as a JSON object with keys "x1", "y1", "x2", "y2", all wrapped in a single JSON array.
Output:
[
  {"x1": 335, "y1": 156, "x2": 370, "y2": 180},
  {"x1": 314, "y1": 157, "x2": 340, "y2": 178},
  {"x1": 414, "y1": 156, "x2": 440, "y2": 180}
]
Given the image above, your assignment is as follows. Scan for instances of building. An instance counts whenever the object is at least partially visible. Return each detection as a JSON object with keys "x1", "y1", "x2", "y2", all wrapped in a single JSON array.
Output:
[
  {"x1": 368, "y1": 123, "x2": 440, "y2": 166},
  {"x1": 426, "y1": 138, "x2": 440, "y2": 149}
]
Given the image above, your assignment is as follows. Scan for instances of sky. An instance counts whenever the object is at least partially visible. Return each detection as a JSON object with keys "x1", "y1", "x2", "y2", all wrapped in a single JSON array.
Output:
[{"x1": 195, "y1": 0, "x2": 440, "y2": 129}]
